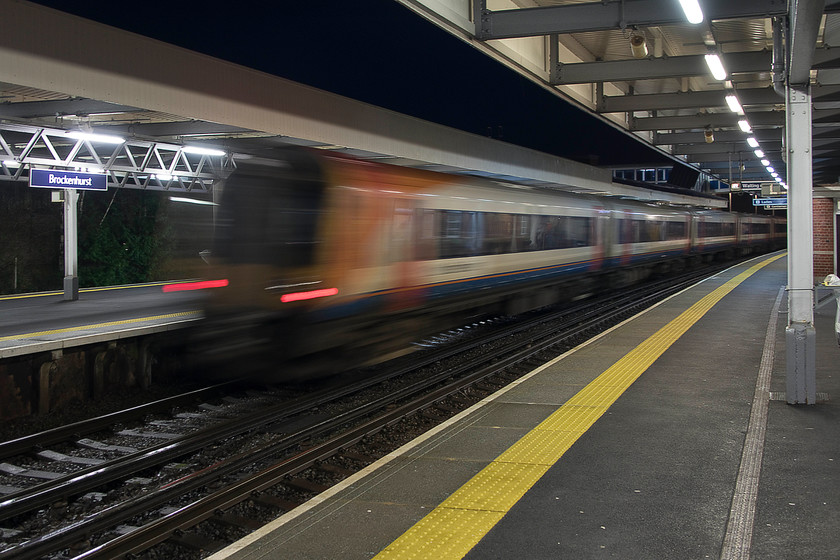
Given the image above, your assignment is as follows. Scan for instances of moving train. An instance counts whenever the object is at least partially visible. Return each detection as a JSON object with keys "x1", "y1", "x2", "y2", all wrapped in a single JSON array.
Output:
[{"x1": 190, "y1": 148, "x2": 786, "y2": 379}]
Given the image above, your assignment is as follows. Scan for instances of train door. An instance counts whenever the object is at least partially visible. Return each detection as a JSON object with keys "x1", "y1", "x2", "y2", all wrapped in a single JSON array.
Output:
[
  {"x1": 388, "y1": 197, "x2": 424, "y2": 309},
  {"x1": 590, "y1": 206, "x2": 607, "y2": 270},
  {"x1": 620, "y1": 209, "x2": 633, "y2": 266},
  {"x1": 696, "y1": 215, "x2": 705, "y2": 253}
]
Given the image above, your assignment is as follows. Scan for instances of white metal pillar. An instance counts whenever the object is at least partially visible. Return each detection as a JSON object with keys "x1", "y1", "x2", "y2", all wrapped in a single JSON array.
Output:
[
  {"x1": 63, "y1": 189, "x2": 79, "y2": 301},
  {"x1": 785, "y1": 84, "x2": 817, "y2": 404}
]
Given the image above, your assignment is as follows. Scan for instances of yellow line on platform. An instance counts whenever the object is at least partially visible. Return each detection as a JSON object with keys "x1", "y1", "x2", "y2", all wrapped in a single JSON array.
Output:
[
  {"x1": 0, "y1": 311, "x2": 201, "y2": 342},
  {"x1": 374, "y1": 253, "x2": 785, "y2": 560},
  {"x1": 0, "y1": 281, "x2": 193, "y2": 301}
]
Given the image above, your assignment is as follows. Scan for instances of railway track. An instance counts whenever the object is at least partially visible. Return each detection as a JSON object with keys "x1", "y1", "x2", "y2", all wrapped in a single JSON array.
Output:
[{"x1": 0, "y1": 261, "x2": 737, "y2": 559}]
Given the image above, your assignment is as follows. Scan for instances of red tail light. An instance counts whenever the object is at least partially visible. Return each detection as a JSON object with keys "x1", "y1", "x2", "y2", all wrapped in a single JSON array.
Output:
[
  {"x1": 280, "y1": 287, "x2": 338, "y2": 303},
  {"x1": 163, "y1": 279, "x2": 229, "y2": 292}
]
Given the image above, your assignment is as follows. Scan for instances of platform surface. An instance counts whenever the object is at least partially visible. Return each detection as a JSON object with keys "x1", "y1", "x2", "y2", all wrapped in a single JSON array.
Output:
[
  {"x1": 0, "y1": 283, "x2": 201, "y2": 357},
  {"x1": 208, "y1": 253, "x2": 839, "y2": 560}
]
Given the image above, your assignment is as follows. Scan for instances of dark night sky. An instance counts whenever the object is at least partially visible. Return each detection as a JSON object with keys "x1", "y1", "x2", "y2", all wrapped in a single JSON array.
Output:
[{"x1": 31, "y1": 0, "x2": 674, "y2": 169}]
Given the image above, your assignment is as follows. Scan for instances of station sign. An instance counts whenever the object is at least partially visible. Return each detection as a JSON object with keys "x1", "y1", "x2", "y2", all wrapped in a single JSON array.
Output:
[
  {"x1": 30, "y1": 169, "x2": 107, "y2": 191},
  {"x1": 740, "y1": 182, "x2": 763, "y2": 191},
  {"x1": 752, "y1": 197, "x2": 787, "y2": 206}
]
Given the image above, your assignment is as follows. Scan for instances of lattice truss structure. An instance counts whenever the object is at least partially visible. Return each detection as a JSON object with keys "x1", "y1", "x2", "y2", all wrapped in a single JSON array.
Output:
[{"x1": 0, "y1": 123, "x2": 232, "y2": 193}]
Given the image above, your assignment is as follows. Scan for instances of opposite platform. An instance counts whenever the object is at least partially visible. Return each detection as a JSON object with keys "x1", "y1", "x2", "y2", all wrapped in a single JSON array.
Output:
[{"x1": 208, "y1": 253, "x2": 839, "y2": 560}]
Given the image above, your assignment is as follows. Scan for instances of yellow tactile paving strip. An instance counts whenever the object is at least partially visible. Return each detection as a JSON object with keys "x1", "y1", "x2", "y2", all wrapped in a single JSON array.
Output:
[
  {"x1": 0, "y1": 310, "x2": 201, "y2": 343},
  {"x1": 374, "y1": 253, "x2": 785, "y2": 560},
  {"x1": 0, "y1": 281, "x2": 180, "y2": 301}
]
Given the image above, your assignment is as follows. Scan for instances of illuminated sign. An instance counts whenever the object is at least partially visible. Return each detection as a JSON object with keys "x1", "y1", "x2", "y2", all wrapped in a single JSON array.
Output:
[{"x1": 30, "y1": 169, "x2": 107, "y2": 191}]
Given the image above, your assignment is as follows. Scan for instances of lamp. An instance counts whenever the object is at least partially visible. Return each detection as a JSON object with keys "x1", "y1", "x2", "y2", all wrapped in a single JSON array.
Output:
[
  {"x1": 630, "y1": 34, "x2": 648, "y2": 59},
  {"x1": 725, "y1": 95, "x2": 744, "y2": 114},
  {"x1": 738, "y1": 120, "x2": 752, "y2": 133},
  {"x1": 747, "y1": 137, "x2": 760, "y2": 148},
  {"x1": 678, "y1": 0, "x2": 704, "y2": 24},
  {"x1": 704, "y1": 129, "x2": 714, "y2": 143},
  {"x1": 66, "y1": 130, "x2": 125, "y2": 145},
  {"x1": 704, "y1": 53, "x2": 727, "y2": 81},
  {"x1": 183, "y1": 146, "x2": 226, "y2": 156}
]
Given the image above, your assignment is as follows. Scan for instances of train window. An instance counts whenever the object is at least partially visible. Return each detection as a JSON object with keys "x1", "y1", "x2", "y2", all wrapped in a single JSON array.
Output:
[
  {"x1": 752, "y1": 222, "x2": 770, "y2": 235},
  {"x1": 417, "y1": 209, "x2": 593, "y2": 259},
  {"x1": 619, "y1": 218, "x2": 663, "y2": 243},
  {"x1": 699, "y1": 221, "x2": 735, "y2": 238},
  {"x1": 535, "y1": 215, "x2": 592, "y2": 249},
  {"x1": 439, "y1": 210, "x2": 481, "y2": 258},
  {"x1": 666, "y1": 221, "x2": 687, "y2": 240}
]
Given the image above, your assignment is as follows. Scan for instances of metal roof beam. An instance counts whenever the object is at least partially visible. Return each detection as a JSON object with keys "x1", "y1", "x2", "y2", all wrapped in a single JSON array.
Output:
[
  {"x1": 632, "y1": 111, "x2": 784, "y2": 131},
  {"x1": 676, "y1": 141, "x2": 782, "y2": 155},
  {"x1": 554, "y1": 51, "x2": 771, "y2": 85},
  {"x1": 655, "y1": 130, "x2": 782, "y2": 144},
  {"x1": 600, "y1": 87, "x2": 782, "y2": 113},
  {"x1": 653, "y1": 129, "x2": 782, "y2": 146},
  {"x1": 476, "y1": 0, "x2": 787, "y2": 40},
  {"x1": 0, "y1": 98, "x2": 142, "y2": 119}
]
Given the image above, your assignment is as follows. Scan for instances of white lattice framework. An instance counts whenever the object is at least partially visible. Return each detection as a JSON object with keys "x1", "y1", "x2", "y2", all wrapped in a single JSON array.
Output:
[{"x1": 0, "y1": 123, "x2": 232, "y2": 193}]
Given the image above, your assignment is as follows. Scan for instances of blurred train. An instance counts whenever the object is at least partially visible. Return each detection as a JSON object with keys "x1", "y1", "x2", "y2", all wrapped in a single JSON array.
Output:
[{"x1": 189, "y1": 148, "x2": 786, "y2": 379}]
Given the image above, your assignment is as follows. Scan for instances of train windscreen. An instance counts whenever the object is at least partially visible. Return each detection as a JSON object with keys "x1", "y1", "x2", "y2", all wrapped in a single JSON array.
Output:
[{"x1": 214, "y1": 151, "x2": 326, "y2": 267}]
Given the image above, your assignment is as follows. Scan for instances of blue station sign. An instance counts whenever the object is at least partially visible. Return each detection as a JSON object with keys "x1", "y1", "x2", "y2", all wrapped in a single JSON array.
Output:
[
  {"x1": 752, "y1": 197, "x2": 787, "y2": 206},
  {"x1": 30, "y1": 169, "x2": 107, "y2": 191}
]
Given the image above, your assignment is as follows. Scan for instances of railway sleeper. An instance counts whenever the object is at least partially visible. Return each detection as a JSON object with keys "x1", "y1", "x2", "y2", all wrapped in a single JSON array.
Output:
[
  {"x1": 209, "y1": 510, "x2": 265, "y2": 531},
  {"x1": 249, "y1": 492, "x2": 302, "y2": 512},
  {"x1": 168, "y1": 531, "x2": 228, "y2": 553},
  {"x1": 282, "y1": 477, "x2": 330, "y2": 494}
]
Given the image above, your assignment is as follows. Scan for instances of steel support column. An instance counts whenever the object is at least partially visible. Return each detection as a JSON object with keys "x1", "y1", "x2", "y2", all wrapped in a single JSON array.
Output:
[
  {"x1": 785, "y1": 84, "x2": 817, "y2": 404},
  {"x1": 63, "y1": 189, "x2": 79, "y2": 301}
]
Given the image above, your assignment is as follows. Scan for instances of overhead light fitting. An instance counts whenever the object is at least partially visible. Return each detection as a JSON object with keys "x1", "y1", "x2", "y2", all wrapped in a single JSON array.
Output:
[
  {"x1": 629, "y1": 34, "x2": 648, "y2": 59},
  {"x1": 678, "y1": 0, "x2": 704, "y2": 24},
  {"x1": 725, "y1": 95, "x2": 744, "y2": 114},
  {"x1": 747, "y1": 137, "x2": 760, "y2": 148},
  {"x1": 183, "y1": 146, "x2": 226, "y2": 156},
  {"x1": 761, "y1": 159, "x2": 770, "y2": 166},
  {"x1": 66, "y1": 130, "x2": 125, "y2": 145},
  {"x1": 754, "y1": 149, "x2": 765, "y2": 158},
  {"x1": 766, "y1": 166, "x2": 775, "y2": 173},
  {"x1": 738, "y1": 120, "x2": 752, "y2": 133},
  {"x1": 705, "y1": 53, "x2": 727, "y2": 81},
  {"x1": 704, "y1": 129, "x2": 715, "y2": 143},
  {"x1": 169, "y1": 196, "x2": 218, "y2": 206}
]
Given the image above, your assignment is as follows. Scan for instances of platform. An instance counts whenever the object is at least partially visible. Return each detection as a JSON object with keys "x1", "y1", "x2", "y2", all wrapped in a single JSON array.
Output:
[
  {"x1": 0, "y1": 283, "x2": 201, "y2": 358},
  {"x1": 208, "y1": 252, "x2": 839, "y2": 560}
]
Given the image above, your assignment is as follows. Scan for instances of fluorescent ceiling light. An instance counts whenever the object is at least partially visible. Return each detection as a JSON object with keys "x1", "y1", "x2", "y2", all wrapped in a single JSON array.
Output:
[
  {"x1": 705, "y1": 53, "x2": 727, "y2": 81},
  {"x1": 183, "y1": 146, "x2": 226, "y2": 156},
  {"x1": 725, "y1": 95, "x2": 744, "y2": 114},
  {"x1": 772, "y1": 172, "x2": 780, "y2": 178},
  {"x1": 766, "y1": 166, "x2": 775, "y2": 173},
  {"x1": 761, "y1": 159, "x2": 770, "y2": 166},
  {"x1": 169, "y1": 196, "x2": 217, "y2": 206},
  {"x1": 754, "y1": 149, "x2": 765, "y2": 158},
  {"x1": 738, "y1": 120, "x2": 752, "y2": 133},
  {"x1": 679, "y1": 0, "x2": 704, "y2": 23},
  {"x1": 66, "y1": 131, "x2": 125, "y2": 144},
  {"x1": 1, "y1": 159, "x2": 20, "y2": 168},
  {"x1": 747, "y1": 137, "x2": 760, "y2": 148}
]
